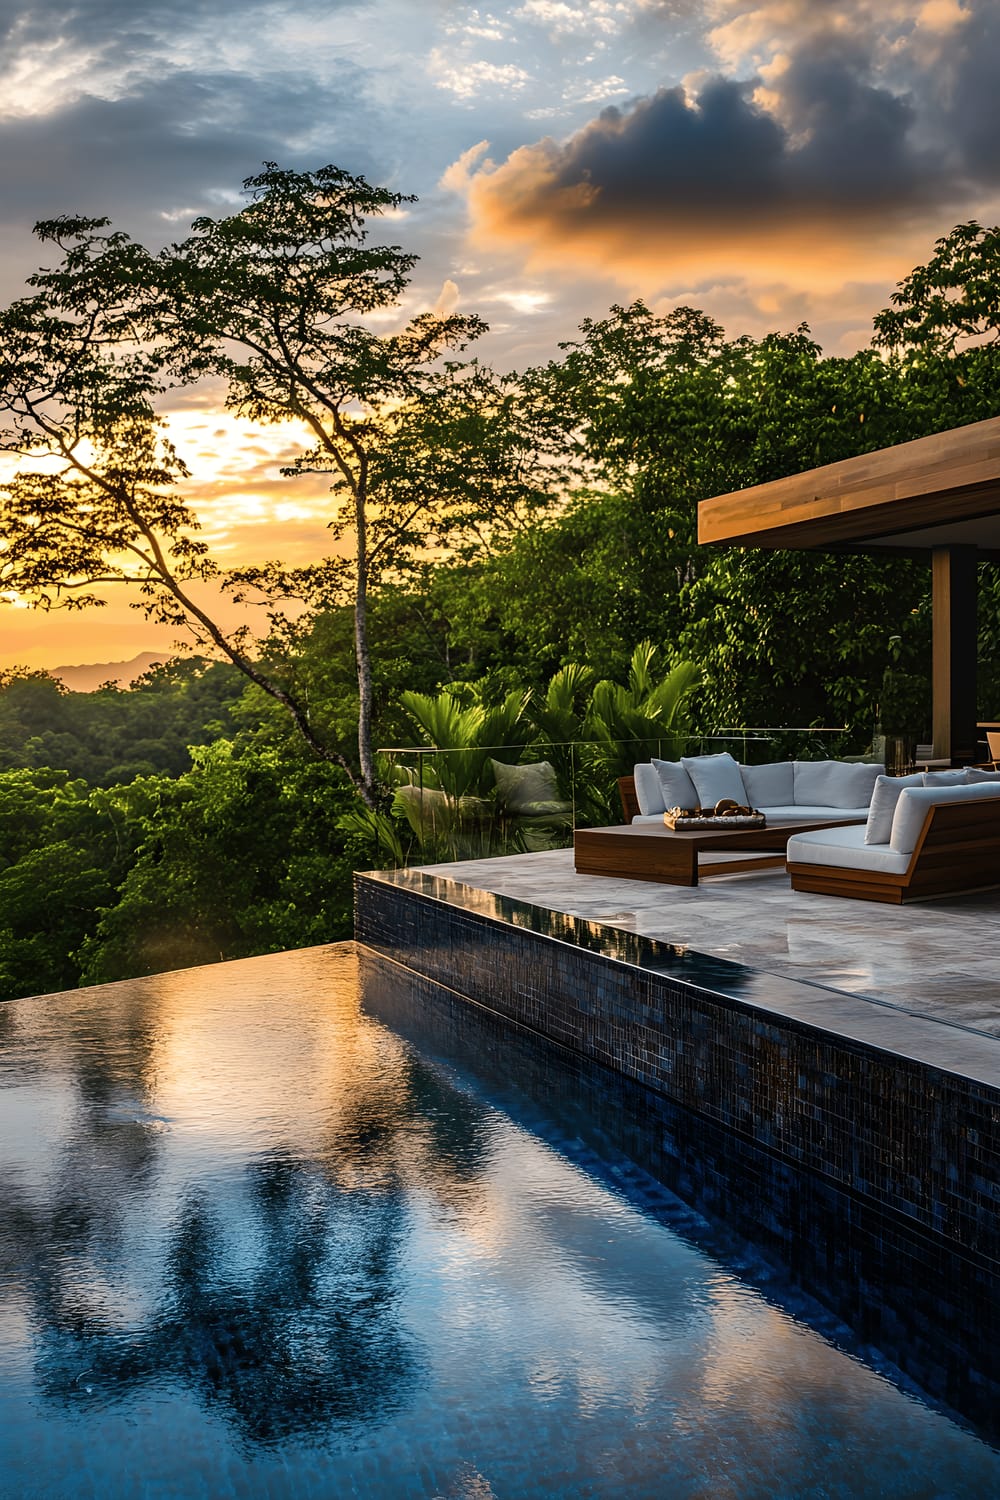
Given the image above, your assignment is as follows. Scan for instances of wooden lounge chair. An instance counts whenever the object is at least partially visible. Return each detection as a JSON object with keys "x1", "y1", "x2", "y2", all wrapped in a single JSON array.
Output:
[
  {"x1": 787, "y1": 786, "x2": 1000, "y2": 903},
  {"x1": 980, "y1": 730, "x2": 1000, "y2": 771}
]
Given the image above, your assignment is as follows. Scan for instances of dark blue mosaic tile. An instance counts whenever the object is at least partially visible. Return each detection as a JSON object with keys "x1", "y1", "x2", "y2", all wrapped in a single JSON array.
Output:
[
  {"x1": 355, "y1": 869, "x2": 1000, "y2": 1270},
  {"x1": 359, "y1": 948, "x2": 1000, "y2": 1447}
]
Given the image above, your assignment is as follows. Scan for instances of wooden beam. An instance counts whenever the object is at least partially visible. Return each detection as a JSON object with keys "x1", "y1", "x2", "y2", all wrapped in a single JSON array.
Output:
[
  {"x1": 932, "y1": 547, "x2": 978, "y2": 763},
  {"x1": 698, "y1": 415, "x2": 1000, "y2": 549}
]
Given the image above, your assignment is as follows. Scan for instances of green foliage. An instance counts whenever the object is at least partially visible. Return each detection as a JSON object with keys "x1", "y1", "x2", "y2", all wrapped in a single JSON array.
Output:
[
  {"x1": 874, "y1": 221, "x2": 1000, "y2": 356},
  {"x1": 0, "y1": 659, "x2": 243, "y2": 784},
  {"x1": 397, "y1": 684, "x2": 531, "y2": 798},
  {"x1": 680, "y1": 550, "x2": 930, "y2": 739},
  {"x1": 879, "y1": 667, "x2": 931, "y2": 738},
  {"x1": 0, "y1": 768, "x2": 134, "y2": 999},
  {"x1": 79, "y1": 743, "x2": 356, "y2": 984},
  {"x1": 370, "y1": 645, "x2": 698, "y2": 858},
  {"x1": 585, "y1": 645, "x2": 700, "y2": 781}
]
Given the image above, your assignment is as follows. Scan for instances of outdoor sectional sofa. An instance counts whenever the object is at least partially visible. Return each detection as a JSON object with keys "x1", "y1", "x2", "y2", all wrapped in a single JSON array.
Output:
[
  {"x1": 787, "y1": 772, "x2": 1000, "y2": 903},
  {"x1": 625, "y1": 753, "x2": 884, "y2": 827}
]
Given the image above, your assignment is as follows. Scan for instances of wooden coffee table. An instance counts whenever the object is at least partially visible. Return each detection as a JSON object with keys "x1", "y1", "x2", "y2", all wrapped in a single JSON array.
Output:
[{"x1": 573, "y1": 818, "x2": 863, "y2": 887}]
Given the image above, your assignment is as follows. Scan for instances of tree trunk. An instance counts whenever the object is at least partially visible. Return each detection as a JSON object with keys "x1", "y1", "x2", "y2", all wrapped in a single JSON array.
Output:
[{"x1": 354, "y1": 474, "x2": 376, "y2": 805}]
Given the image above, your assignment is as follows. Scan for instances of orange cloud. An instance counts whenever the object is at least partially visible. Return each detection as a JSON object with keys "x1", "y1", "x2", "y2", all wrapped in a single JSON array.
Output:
[{"x1": 451, "y1": 62, "x2": 982, "y2": 297}]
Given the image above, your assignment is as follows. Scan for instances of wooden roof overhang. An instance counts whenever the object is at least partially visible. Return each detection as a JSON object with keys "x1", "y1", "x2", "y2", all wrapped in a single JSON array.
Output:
[{"x1": 698, "y1": 414, "x2": 1000, "y2": 560}]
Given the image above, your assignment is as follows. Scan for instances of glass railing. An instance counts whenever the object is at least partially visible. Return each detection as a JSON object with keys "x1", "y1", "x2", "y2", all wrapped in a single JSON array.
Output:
[{"x1": 368, "y1": 727, "x2": 855, "y2": 868}]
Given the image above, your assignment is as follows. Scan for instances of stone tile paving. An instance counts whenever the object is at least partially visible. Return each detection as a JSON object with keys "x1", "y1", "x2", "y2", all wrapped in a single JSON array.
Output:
[{"x1": 416, "y1": 848, "x2": 1000, "y2": 1038}]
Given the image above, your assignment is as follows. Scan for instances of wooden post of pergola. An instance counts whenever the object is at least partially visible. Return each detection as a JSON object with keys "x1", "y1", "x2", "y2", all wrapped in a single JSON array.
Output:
[{"x1": 698, "y1": 416, "x2": 1000, "y2": 763}]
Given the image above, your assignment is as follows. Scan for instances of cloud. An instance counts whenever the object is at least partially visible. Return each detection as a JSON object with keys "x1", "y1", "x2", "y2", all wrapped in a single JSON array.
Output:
[
  {"x1": 429, "y1": 51, "x2": 534, "y2": 100},
  {"x1": 448, "y1": 0, "x2": 1000, "y2": 294},
  {"x1": 0, "y1": 68, "x2": 376, "y2": 236}
]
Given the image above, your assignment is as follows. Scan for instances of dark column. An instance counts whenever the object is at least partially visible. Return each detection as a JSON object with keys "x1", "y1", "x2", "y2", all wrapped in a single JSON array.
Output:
[{"x1": 932, "y1": 546, "x2": 978, "y2": 762}]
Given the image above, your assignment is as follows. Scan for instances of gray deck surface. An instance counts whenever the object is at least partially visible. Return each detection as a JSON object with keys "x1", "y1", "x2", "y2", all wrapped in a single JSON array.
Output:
[{"x1": 416, "y1": 848, "x2": 1000, "y2": 1042}]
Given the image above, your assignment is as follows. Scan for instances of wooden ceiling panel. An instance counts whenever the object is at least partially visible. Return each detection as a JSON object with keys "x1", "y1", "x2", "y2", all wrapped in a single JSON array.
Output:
[{"x1": 698, "y1": 415, "x2": 1000, "y2": 551}]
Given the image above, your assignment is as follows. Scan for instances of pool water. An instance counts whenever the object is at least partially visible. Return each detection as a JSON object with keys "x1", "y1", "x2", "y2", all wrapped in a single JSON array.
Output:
[{"x1": 0, "y1": 942, "x2": 998, "y2": 1498}]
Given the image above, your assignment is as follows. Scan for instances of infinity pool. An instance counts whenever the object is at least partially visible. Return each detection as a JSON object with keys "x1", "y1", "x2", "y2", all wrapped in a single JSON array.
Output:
[{"x1": 1, "y1": 943, "x2": 997, "y2": 1498}]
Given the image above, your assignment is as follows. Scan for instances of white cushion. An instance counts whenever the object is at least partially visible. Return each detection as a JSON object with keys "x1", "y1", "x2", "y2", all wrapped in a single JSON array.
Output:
[
  {"x1": 864, "y1": 773, "x2": 922, "y2": 845},
  {"x1": 787, "y1": 824, "x2": 910, "y2": 874},
  {"x1": 634, "y1": 762, "x2": 667, "y2": 816},
  {"x1": 631, "y1": 812, "x2": 667, "y2": 824},
  {"x1": 740, "y1": 761, "x2": 794, "y2": 808},
  {"x1": 651, "y1": 758, "x2": 698, "y2": 811},
  {"x1": 757, "y1": 804, "x2": 869, "y2": 825},
  {"x1": 681, "y1": 752, "x2": 747, "y2": 808},
  {"x1": 966, "y1": 768, "x2": 1000, "y2": 783},
  {"x1": 889, "y1": 782, "x2": 1000, "y2": 855},
  {"x1": 793, "y1": 760, "x2": 883, "y2": 810},
  {"x1": 922, "y1": 769, "x2": 969, "y2": 786}
]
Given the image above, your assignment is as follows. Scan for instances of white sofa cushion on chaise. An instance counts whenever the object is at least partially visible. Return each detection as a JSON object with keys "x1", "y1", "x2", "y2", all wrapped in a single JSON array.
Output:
[
  {"x1": 889, "y1": 781, "x2": 1000, "y2": 854},
  {"x1": 784, "y1": 824, "x2": 911, "y2": 874},
  {"x1": 788, "y1": 781, "x2": 1000, "y2": 872}
]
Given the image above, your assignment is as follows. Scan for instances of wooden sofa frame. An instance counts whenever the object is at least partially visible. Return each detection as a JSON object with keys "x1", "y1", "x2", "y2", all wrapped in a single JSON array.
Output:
[
  {"x1": 788, "y1": 795, "x2": 1000, "y2": 904},
  {"x1": 618, "y1": 775, "x2": 640, "y2": 823}
]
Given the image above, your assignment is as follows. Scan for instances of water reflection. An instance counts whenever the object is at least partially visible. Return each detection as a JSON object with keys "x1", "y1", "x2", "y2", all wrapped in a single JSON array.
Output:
[
  {"x1": 360, "y1": 947, "x2": 1000, "y2": 1448},
  {"x1": 0, "y1": 949, "x2": 445, "y2": 1447},
  {"x1": 1, "y1": 944, "x2": 998, "y2": 1500}
]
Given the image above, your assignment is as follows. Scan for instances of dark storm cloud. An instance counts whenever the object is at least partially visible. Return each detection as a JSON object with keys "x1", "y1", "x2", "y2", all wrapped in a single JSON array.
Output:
[
  {"x1": 479, "y1": 59, "x2": 954, "y2": 243},
  {"x1": 933, "y1": 3, "x2": 1000, "y2": 184},
  {"x1": 549, "y1": 80, "x2": 787, "y2": 213},
  {"x1": 463, "y1": 1, "x2": 1000, "y2": 261}
]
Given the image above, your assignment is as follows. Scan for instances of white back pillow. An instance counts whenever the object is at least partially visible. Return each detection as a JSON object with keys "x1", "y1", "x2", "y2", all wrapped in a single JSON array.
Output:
[
  {"x1": 890, "y1": 782, "x2": 1000, "y2": 855},
  {"x1": 740, "y1": 761, "x2": 794, "y2": 808},
  {"x1": 651, "y1": 758, "x2": 699, "y2": 810},
  {"x1": 864, "y1": 773, "x2": 921, "y2": 845},
  {"x1": 794, "y1": 760, "x2": 883, "y2": 809},
  {"x1": 634, "y1": 762, "x2": 667, "y2": 815},
  {"x1": 680, "y1": 752, "x2": 748, "y2": 808}
]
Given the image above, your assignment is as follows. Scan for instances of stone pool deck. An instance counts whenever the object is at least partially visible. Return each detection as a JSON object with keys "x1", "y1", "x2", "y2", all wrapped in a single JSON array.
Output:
[
  {"x1": 415, "y1": 847, "x2": 1000, "y2": 1038},
  {"x1": 355, "y1": 851, "x2": 1000, "y2": 1267}
]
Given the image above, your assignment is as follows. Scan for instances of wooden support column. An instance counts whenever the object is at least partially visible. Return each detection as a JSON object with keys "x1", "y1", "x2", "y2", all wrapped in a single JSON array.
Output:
[{"x1": 932, "y1": 546, "x2": 978, "y2": 762}]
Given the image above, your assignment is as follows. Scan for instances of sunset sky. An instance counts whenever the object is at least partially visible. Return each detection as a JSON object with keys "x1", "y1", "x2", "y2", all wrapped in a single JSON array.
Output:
[{"x1": 2, "y1": 0, "x2": 999, "y2": 671}]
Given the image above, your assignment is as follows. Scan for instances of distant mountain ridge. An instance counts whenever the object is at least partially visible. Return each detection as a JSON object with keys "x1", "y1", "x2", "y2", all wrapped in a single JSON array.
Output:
[{"x1": 49, "y1": 651, "x2": 167, "y2": 693}]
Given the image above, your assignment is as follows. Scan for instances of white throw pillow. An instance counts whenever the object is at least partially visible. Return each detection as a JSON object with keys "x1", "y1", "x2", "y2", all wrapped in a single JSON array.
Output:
[
  {"x1": 864, "y1": 773, "x2": 922, "y2": 845},
  {"x1": 793, "y1": 760, "x2": 884, "y2": 810},
  {"x1": 634, "y1": 762, "x2": 667, "y2": 816},
  {"x1": 651, "y1": 757, "x2": 699, "y2": 810},
  {"x1": 740, "y1": 761, "x2": 794, "y2": 808},
  {"x1": 922, "y1": 769, "x2": 969, "y2": 786},
  {"x1": 680, "y1": 752, "x2": 748, "y2": 808}
]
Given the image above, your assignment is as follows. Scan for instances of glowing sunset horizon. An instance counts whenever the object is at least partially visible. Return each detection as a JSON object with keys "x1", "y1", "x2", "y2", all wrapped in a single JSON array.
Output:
[{"x1": 2, "y1": 0, "x2": 999, "y2": 671}]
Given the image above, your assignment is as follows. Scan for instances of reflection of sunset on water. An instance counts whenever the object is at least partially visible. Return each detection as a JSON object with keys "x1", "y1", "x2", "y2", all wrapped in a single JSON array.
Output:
[{"x1": 0, "y1": 943, "x2": 998, "y2": 1494}]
